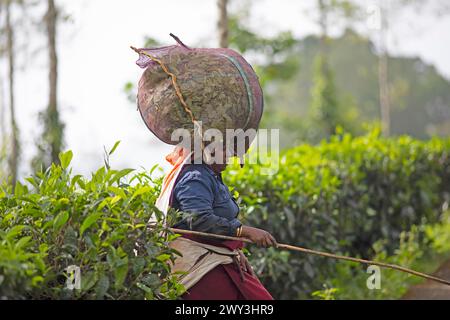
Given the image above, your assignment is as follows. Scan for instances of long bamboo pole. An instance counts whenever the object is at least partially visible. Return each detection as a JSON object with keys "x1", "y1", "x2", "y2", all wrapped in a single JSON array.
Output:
[{"x1": 168, "y1": 227, "x2": 450, "y2": 287}]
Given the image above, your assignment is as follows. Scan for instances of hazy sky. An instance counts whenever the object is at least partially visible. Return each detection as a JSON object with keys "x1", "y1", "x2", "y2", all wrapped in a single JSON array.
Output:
[{"x1": 3, "y1": 0, "x2": 450, "y2": 179}]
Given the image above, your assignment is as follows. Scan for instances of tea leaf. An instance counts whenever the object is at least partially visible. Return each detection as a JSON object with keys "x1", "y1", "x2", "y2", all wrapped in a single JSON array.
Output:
[
  {"x1": 59, "y1": 150, "x2": 73, "y2": 169},
  {"x1": 80, "y1": 212, "x2": 102, "y2": 235}
]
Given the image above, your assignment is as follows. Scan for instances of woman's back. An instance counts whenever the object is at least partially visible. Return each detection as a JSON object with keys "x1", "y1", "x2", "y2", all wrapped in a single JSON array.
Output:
[{"x1": 171, "y1": 163, "x2": 241, "y2": 237}]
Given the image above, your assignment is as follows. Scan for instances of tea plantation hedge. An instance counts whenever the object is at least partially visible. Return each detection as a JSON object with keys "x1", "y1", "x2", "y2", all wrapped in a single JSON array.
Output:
[
  {"x1": 0, "y1": 149, "x2": 184, "y2": 299},
  {"x1": 1, "y1": 131, "x2": 450, "y2": 299},
  {"x1": 225, "y1": 131, "x2": 450, "y2": 299}
]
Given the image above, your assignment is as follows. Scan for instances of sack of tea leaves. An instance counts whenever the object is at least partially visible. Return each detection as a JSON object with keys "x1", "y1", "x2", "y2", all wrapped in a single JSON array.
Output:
[{"x1": 133, "y1": 34, "x2": 263, "y2": 154}]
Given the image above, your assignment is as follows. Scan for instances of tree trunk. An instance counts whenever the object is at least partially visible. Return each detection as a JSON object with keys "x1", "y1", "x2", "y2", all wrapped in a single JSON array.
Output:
[
  {"x1": 378, "y1": 51, "x2": 390, "y2": 137},
  {"x1": 46, "y1": 0, "x2": 61, "y2": 164},
  {"x1": 217, "y1": 0, "x2": 228, "y2": 48},
  {"x1": 0, "y1": 73, "x2": 6, "y2": 180},
  {"x1": 6, "y1": 1, "x2": 20, "y2": 188},
  {"x1": 0, "y1": 3, "x2": 3, "y2": 141},
  {"x1": 318, "y1": 0, "x2": 328, "y2": 50},
  {"x1": 0, "y1": 76, "x2": 5, "y2": 142},
  {"x1": 378, "y1": 1, "x2": 390, "y2": 137}
]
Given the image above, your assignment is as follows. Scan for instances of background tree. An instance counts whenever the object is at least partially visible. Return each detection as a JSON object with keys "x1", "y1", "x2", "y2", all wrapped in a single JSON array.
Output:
[
  {"x1": 1, "y1": 0, "x2": 40, "y2": 185},
  {"x1": 217, "y1": 0, "x2": 228, "y2": 48},
  {"x1": 32, "y1": 0, "x2": 64, "y2": 171},
  {"x1": 0, "y1": 71, "x2": 6, "y2": 182},
  {"x1": 0, "y1": 4, "x2": 6, "y2": 182},
  {"x1": 365, "y1": 0, "x2": 450, "y2": 136},
  {"x1": 4, "y1": 0, "x2": 20, "y2": 188},
  {"x1": 309, "y1": 55, "x2": 342, "y2": 137},
  {"x1": 309, "y1": 0, "x2": 360, "y2": 138},
  {"x1": 376, "y1": 0, "x2": 390, "y2": 136}
]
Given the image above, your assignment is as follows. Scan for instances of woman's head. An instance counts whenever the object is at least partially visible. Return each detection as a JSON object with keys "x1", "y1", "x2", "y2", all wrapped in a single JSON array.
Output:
[{"x1": 168, "y1": 130, "x2": 252, "y2": 173}]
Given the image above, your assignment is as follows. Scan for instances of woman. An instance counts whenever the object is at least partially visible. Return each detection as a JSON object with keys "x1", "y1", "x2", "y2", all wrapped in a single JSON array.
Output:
[{"x1": 161, "y1": 145, "x2": 277, "y2": 300}]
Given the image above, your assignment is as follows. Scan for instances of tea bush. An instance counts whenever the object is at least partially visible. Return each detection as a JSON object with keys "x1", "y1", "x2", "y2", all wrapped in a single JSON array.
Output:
[
  {"x1": 322, "y1": 209, "x2": 450, "y2": 299},
  {"x1": 1, "y1": 131, "x2": 450, "y2": 299},
  {"x1": 0, "y1": 146, "x2": 184, "y2": 299},
  {"x1": 225, "y1": 130, "x2": 450, "y2": 299}
]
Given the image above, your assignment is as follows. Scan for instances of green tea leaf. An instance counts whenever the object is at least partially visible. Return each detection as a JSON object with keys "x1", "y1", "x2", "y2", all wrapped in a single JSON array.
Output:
[
  {"x1": 156, "y1": 254, "x2": 171, "y2": 262},
  {"x1": 111, "y1": 169, "x2": 135, "y2": 185},
  {"x1": 5, "y1": 225, "x2": 26, "y2": 240},
  {"x1": 80, "y1": 212, "x2": 102, "y2": 235},
  {"x1": 114, "y1": 260, "x2": 129, "y2": 289},
  {"x1": 95, "y1": 275, "x2": 110, "y2": 299},
  {"x1": 59, "y1": 150, "x2": 74, "y2": 169},
  {"x1": 14, "y1": 236, "x2": 31, "y2": 250},
  {"x1": 53, "y1": 211, "x2": 69, "y2": 231},
  {"x1": 109, "y1": 141, "x2": 121, "y2": 155},
  {"x1": 81, "y1": 271, "x2": 98, "y2": 292},
  {"x1": 131, "y1": 186, "x2": 151, "y2": 200}
]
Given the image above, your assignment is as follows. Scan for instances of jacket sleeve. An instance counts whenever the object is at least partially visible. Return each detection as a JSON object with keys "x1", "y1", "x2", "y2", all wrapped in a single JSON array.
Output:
[{"x1": 172, "y1": 170, "x2": 242, "y2": 236}]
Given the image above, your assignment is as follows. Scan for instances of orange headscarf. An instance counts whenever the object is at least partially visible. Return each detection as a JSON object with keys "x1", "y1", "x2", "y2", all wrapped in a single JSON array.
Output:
[
  {"x1": 154, "y1": 146, "x2": 192, "y2": 220},
  {"x1": 160, "y1": 146, "x2": 191, "y2": 195}
]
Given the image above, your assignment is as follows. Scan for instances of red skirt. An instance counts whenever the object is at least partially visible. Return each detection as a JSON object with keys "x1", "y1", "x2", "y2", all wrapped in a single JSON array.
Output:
[{"x1": 180, "y1": 234, "x2": 274, "y2": 300}]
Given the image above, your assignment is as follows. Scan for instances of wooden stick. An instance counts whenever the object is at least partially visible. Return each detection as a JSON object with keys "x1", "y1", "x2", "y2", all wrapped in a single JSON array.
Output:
[{"x1": 168, "y1": 227, "x2": 450, "y2": 287}]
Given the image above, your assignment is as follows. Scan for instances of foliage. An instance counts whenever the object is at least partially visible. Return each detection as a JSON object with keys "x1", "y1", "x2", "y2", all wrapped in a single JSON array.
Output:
[
  {"x1": 312, "y1": 285, "x2": 339, "y2": 300},
  {"x1": 0, "y1": 144, "x2": 184, "y2": 299},
  {"x1": 270, "y1": 30, "x2": 450, "y2": 146},
  {"x1": 2, "y1": 132, "x2": 450, "y2": 300},
  {"x1": 225, "y1": 130, "x2": 450, "y2": 299},
  {"x1": 324, "y1": 211, "x2": 450, "y2": 299}
]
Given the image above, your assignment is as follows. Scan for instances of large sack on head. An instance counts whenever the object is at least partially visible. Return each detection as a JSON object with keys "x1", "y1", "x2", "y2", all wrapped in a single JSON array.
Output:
[{"x1": 133, "y1": 34, "x2": 264, "y2": 150}]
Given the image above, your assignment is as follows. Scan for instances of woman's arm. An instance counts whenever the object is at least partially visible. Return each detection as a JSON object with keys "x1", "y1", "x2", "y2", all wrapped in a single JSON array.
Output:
[{"x1": 174, "y1": 169, "x2": 277, "y2": 247}]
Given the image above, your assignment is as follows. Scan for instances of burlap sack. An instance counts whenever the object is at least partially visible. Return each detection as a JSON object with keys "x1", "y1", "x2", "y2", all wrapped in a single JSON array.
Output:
[{"x1": 134, "y1": 34, "x2": 263, "y2": 148}]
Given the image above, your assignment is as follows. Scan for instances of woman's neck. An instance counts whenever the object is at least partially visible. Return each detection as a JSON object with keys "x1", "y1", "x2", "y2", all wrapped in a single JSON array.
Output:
[{"x1": 208, "y1": 163, "x2": 227, "y2": 175}]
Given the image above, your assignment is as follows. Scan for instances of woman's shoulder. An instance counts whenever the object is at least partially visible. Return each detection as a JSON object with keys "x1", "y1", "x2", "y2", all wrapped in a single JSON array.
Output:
[{"x1": 176, "y1": 163, "x2": 217, "y2": 186}]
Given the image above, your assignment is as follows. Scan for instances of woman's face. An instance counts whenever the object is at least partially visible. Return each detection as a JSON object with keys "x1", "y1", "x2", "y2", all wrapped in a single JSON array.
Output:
[{"x1": 208, "y1": 145, "x2": 230, "y2": 173}]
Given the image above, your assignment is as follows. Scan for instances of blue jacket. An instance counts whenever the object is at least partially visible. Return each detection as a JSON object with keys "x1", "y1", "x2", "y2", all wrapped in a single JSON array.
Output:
[{"x1": 170, "y1": 163, "x2": 242, "y2": 236}]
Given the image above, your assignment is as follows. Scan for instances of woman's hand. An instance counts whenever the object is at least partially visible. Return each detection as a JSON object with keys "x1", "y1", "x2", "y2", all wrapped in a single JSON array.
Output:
[{"x1": 241, "y1": 226, "x2": 277, "y2": 248}]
